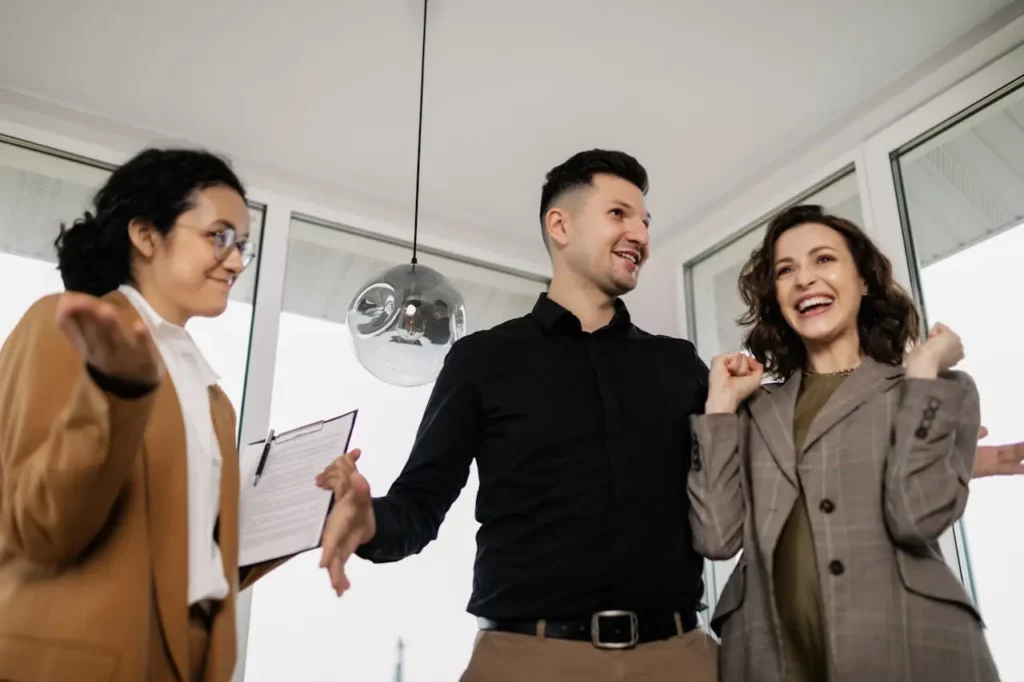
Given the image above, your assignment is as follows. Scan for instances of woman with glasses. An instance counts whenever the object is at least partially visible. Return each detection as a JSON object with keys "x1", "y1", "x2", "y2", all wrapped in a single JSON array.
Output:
[{"x1": 0, "y1": 148, "x2": 269, "y2": 682}]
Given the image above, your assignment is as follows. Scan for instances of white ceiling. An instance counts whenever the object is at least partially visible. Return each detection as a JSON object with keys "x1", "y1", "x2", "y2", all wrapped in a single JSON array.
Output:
[{"x1": 0, "y1": 0, "x2": 1016, "y2": 271}]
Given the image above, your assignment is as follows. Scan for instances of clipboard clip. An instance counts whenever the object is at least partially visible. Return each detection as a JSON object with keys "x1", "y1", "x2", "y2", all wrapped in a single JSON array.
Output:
[
  {"x1": 250, "y1": 419, "x2": 327, "y2": 487},
  {"x1": 275, "y1": 420, "x2": 325, "y2": 444}
]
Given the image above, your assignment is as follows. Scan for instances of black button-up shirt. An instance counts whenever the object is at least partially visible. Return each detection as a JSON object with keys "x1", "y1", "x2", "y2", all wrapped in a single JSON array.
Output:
[{"x1": 357, "y1": 294, "x2": 710, "y2": 620}]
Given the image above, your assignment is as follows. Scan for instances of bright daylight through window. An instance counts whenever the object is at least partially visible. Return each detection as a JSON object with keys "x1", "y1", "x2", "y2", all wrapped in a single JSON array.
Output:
[{"x1": 243, "y1": 217, "x2": 544, "y2": 682}]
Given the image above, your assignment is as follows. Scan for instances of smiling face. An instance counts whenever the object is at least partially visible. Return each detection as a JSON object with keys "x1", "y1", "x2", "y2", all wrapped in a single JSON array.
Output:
[
  {"x1": 547, "y1": 173, "x2": 650, "y2": 297},
  {"x1": 130, "y1": 185, "x2": 252, "y2": 325},
  {"x1": 773, "y1": 221, "x2": 865, "y2": 347}
]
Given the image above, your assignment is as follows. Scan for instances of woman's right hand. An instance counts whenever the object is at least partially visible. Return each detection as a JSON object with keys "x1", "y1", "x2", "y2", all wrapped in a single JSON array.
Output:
[
  {"x1": 706, "y1": 352, "x2": 764, "y2": 414},
  {"x1": 55, "y1": 292, "x2": 163, "y2": 385}
]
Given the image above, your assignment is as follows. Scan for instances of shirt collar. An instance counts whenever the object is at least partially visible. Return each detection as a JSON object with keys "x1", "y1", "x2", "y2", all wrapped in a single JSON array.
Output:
[
  {"x1": 117, "y1": 285, "x2": 221, "y2": 384},
  {"x1": 530, "y1": 293, "x2": 633, "y2": 336}
]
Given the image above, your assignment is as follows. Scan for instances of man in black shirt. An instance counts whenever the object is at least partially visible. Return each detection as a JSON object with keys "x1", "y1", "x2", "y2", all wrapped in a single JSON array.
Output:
[{"x1": 318, "y1": 149, "x2": 718, "y2": 681}]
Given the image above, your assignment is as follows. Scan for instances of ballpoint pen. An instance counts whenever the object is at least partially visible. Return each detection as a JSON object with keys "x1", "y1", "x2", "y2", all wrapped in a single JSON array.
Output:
[{"x1": 253, "y1": 429, "x2": 275, "y2": 486}]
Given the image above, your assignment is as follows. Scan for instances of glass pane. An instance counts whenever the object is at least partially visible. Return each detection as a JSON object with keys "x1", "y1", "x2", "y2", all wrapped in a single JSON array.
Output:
[
  {"x1": 894, "y1": 80, "x2": 1024, "y2": 681},
  {"x1": 243, "y1": 218, "x2": 545, "y2": 682},
  {"x1": 685, "y1": 170, "x2": 863, "y2": 601},
  {"x1": 0, "y1": 140, "x2": 261, "y2": 425}
]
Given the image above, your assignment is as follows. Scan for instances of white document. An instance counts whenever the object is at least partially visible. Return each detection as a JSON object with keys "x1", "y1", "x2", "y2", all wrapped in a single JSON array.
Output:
[{"x1": 238, "y1": 410, "x2": 358, "y2": 568}]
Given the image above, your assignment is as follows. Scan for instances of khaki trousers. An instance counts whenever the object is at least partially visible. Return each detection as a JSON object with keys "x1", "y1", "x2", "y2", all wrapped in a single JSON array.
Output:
[{"x1": 460, "y1": 626, "x2": 719, "y2": 682}]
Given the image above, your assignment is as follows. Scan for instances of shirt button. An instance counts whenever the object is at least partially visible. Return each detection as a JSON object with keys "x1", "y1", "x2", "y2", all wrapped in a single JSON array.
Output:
[
  {"x1": 819, "y1": 499, "x2": 835, "y2": 514},
  {"x1": 828, "y1": 560, "x2": 845, "y2": 576}
]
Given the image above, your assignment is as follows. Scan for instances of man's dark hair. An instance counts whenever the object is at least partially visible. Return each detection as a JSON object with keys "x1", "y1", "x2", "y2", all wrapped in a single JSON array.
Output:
[{"x1": 538, "y1": 149, "x2": 648, "y2": 250}]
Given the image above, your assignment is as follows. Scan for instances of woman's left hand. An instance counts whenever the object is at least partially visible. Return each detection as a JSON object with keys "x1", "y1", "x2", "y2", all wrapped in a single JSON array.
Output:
[{"x1": 906, "y1": 323, "x2": 964, "y2": 379}]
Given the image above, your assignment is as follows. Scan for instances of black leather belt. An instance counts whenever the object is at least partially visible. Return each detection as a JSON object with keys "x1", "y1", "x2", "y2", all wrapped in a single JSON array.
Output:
[{"x1": 478, "y1": 609, "x2": 698, "y2": 649}]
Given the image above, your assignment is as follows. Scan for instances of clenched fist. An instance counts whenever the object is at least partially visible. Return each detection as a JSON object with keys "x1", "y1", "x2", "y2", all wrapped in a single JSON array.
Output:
[
  {"x1": 705, "y1": 352, "x2": 764, "y2": 414},
  {"x1": 906, "y1": 323, "x2": 964, "y2": 380}
]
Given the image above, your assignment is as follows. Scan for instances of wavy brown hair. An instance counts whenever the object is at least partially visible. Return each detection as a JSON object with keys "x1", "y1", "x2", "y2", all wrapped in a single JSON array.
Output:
[{"x1": 737, "y1": 204, "x2": 920, "y2": 380}]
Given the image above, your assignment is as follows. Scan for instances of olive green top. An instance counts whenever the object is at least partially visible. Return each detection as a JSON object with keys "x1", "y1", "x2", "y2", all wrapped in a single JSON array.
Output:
[{"x1": 773, "y1": 372, "x2": 846, "y2": 682}]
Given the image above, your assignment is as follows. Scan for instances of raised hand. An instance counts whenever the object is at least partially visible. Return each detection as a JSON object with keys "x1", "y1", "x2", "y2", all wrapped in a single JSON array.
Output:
[
  {"x1": 705, "y1": 352, "x2": 764, "y2": 414},
  {"x1": 316, "y1": 450, "x2": 375, "y2": 595},
  {"x1": 906, "y1": 323, "x2": 964, "y2": 379},
  {"x1": 55, "y1": 292, "x2": 163, "y2": 385}
]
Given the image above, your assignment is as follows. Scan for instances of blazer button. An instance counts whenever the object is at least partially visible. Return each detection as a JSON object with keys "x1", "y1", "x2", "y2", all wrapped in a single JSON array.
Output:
[
  {"x1": 828, "y1": 560, "x2": 845, "y2": 576},
  {"x1": 915, "y1": 427, "x2": 928, "y2": 440},
  {"x1": 819, "y1": 499, "x2": 835, "y2": 514}
]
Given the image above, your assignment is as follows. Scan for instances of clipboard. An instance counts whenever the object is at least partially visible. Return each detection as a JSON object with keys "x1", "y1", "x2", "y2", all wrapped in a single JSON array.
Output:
[
  {"x1": 249, "y1": 410, "x2": 359, "y2": 483},
  {"x1": 238, "y1": 409, "x2": 359, "y2": 569}
]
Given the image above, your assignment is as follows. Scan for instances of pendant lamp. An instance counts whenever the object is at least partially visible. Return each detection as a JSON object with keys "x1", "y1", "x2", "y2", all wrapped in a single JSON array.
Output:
[{"x1": 347, "y1": 0, "x2": 467, "y2": 387}]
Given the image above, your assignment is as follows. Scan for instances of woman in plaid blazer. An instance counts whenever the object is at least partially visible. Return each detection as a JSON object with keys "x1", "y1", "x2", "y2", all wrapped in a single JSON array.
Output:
[{"x1": 688, "y1": 204, "x2": 999, "y2": 682}]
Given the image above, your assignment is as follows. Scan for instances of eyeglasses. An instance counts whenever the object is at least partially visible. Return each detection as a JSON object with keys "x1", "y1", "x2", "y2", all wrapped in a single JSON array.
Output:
[
  {"x1": 179, "y1": 223, "x2": 257, "y2": 269},
  {"x1": 211, "y1": 226, "x2": 257, "y2": 268}
]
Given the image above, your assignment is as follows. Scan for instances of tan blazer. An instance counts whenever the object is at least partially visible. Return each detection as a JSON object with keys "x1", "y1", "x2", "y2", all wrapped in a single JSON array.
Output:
[
  {"x1": 0, "y1": 291, "x2": 270, "y2": 682},
  {"x1": 688, "y1": 357, "x2": 999, "y2": 682}
]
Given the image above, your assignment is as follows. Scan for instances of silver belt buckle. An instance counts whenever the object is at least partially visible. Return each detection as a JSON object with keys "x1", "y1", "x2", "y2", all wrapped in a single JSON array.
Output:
[{"x1": 590, "y1": 610, "x2": 639, "y2": 649}]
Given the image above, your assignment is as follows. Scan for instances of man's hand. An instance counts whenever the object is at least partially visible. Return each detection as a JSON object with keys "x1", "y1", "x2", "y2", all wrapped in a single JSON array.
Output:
[
  {"x1": 56, "y1": 292, "x2": 164, "y2": 385},
  {"x1": 974, "y1": 426, "x2": 1024, "y2": 478},
  {"x1": 315, "y1": 449, "x2": 363, "y2": 499},
  {"x1": 316, "y1": 450, "x2": 375, "y2": 595}
]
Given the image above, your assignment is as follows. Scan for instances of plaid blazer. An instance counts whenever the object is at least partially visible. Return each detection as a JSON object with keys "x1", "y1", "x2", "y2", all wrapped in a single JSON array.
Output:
[{"x1": 687, "y1": 357, "x2": 1000, "y2": 682}]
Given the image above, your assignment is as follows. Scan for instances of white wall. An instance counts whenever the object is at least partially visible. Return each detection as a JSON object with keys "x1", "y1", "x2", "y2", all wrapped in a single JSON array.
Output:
[{"x1": 665, "y1": 3, "x2": 1024, "y2": 309}]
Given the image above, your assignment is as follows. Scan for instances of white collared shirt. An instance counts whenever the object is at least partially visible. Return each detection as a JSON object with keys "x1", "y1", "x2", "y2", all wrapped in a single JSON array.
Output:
[{"x1": 119, "y1": 285, "x2": 230, "y2": 605}]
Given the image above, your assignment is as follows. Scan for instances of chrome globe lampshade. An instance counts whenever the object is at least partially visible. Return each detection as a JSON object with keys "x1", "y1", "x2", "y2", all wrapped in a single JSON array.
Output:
[
  {"x1": 347, "y1": 263, "x2": 467, "y2": 387},
  {"x1": 346, "y1": 0, "x2": 467, "y2": 386}
]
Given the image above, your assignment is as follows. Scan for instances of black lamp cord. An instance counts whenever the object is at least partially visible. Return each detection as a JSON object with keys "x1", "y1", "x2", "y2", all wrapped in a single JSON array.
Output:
[{"x1": 411, "y1": 0, "x2": 428, "y2": 269}]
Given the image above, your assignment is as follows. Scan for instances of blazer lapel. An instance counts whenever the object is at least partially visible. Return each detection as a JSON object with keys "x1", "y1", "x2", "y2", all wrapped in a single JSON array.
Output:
[
  {"x1": 143, "y1": 378, "x2": 190, "y2": 680},
  {"x1": 204, "y1": 386, "x2": 240, "y2": 682},
  {"x1": 210, "y1": 387, "x2": 239, "y2": 593},
  {"x1": 105, "y1": 290, "x2": 190, "y2": 680},
  {"x1": 748, "y1": 376, "x2": 801, "y2": 488},
  {"x1": 800, "y1": 356, "x2": 903, "y2": 455}
]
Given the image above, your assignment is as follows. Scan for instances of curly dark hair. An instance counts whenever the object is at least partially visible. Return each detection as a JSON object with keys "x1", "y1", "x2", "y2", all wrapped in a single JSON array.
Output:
[
  {"x1": 54, "y1": 148, "x2": 246, "y2": 297},
  {"x1": 538, "y1": 149, "x2": 648, "y2": 251},
  {"x1": 737, "y1": 204, "x2": 919, "y2": 379}
]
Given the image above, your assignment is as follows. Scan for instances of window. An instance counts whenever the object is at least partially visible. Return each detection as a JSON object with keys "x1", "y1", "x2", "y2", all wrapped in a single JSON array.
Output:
[
  {"x1": 0, "y1": 140, "x2": 106, "y2": 339},
  {"x1": 893, "y1": 78, "x2": 1024, "y2": 681},
  {"x1": 684, "y1": 170, "x2": 864, "y2": 609},
  {"x1": 0, "y1": 139, "x2": 263, "y2": 420},
  {"x1": 243, "y1": 216, "x2": 546, "y2": 682}
]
